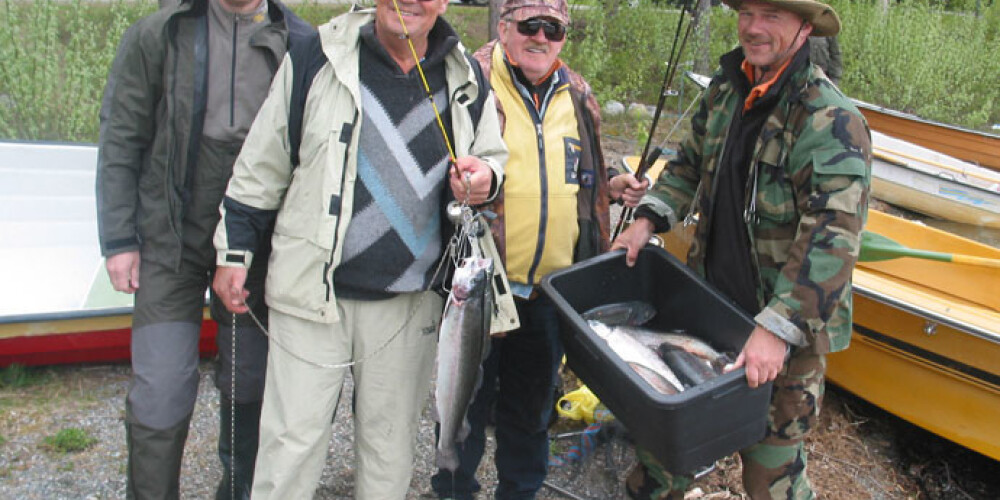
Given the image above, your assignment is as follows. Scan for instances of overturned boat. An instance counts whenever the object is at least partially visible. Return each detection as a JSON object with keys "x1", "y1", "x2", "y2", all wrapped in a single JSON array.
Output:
[
  {"x1": 870, "y1": 130, "x2": 1000, "y2": 229},
  {"x1": 0, "y1": 140, "x2": 216, "y2": 367}
]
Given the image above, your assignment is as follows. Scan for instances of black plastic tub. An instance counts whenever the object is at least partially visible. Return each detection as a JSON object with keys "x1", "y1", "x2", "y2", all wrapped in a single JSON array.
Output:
[{"x1": 540, "y1": 246, "x2": 772, "y2": 474}]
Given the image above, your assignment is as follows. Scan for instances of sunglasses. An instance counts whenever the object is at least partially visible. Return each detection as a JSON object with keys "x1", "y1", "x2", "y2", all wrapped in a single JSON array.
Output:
[{"x1": 515, "y1": 18, "x2": 567, "y2": 42}]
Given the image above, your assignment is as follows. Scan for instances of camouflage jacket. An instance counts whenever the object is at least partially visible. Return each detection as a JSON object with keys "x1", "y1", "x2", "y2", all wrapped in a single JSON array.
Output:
[{"x1": 639, "y1": 47, "x2": 871, "y2": 354}]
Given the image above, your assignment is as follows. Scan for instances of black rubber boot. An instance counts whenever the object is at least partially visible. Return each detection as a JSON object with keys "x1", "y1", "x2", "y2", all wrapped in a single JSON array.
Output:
[
  {"x1": 125, "y1": 412, "x2": 191, "y2": 500},
  {"x1": 215, "y1": 398, "x2": 263, "y2": 500}
]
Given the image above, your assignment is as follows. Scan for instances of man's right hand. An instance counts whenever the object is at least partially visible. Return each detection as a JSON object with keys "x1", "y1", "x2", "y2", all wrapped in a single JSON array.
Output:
[
  {"x1": 106, "y1": 251, "x2": 141, "y2": 293},
  {"x1": 213, "y1": 266, "x2": 250, "y2": 314},
  {"x1": 611, "y1": 218, "x2": 655, "y2": 267}
]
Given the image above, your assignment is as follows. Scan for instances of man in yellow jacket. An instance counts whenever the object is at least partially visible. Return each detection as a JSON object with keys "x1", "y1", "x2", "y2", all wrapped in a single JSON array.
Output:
[{"x1": 430, "y1": 0, "x2": 646, "y2": 497}]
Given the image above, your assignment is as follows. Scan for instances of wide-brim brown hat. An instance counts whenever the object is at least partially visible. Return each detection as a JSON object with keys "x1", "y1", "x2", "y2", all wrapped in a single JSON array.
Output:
[{"x1": 721, "y1": 0, "x2": 841, "y2": 37}]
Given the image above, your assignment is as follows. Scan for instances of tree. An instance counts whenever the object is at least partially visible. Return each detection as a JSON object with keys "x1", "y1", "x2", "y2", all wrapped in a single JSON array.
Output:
[{"x1": 490, "y1": 0, "x2": 501, "y2": 41}]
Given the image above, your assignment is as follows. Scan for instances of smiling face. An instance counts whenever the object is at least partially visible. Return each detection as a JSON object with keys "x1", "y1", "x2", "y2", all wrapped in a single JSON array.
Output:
[
  {"x1": 737, "y1": 0, "x2": 812, "y2": 80},
  {"x1": 375, "y1": 0, "x2": 448, "y2": 45},
  {"x1": 498, "y1": 17, "x2": 566, "y2": 84}
]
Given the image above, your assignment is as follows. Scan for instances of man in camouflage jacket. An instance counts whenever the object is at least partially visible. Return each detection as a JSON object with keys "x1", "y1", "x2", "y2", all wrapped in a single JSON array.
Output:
[{"x1": 613, "y1": 0, "x2": 871, "y2": 497}]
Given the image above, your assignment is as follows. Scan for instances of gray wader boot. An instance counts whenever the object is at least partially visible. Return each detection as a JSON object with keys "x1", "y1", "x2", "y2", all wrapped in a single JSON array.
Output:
[
  {"x1": 126, "y1": 414, "x2": 192, "y2": 500},
  {"x1": 216, "y1": 398, "x2": 263, "y2": 500}
]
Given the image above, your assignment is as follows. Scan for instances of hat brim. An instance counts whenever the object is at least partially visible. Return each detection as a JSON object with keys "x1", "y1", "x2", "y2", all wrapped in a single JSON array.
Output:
[
  {"x1": 721, "y1": 0, "x2": 840, "y2": 37},
  {"x1": 504, "y1": 6, "x2": 570, "y2": 25}
]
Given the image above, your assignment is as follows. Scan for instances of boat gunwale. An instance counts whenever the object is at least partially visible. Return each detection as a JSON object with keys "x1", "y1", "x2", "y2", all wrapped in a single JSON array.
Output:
[
  {"x1": 0, "y1": 306, "x2": 134, "y2": 326},
  {"x1": 853, "y1": 282, "x2": 1000, "y2": 346},
  {"x1": 852, "y1": 99, "x2": 1000, "y2": 141}
]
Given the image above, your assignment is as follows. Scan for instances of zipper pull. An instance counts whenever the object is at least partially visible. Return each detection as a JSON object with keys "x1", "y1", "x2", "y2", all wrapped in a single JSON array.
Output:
[
  {"x1": 683, "y1": 180, "x2": 704, "y2": 227},
  {"x1": 744, "y1": 166, "x2": 760, "y2": 225}
]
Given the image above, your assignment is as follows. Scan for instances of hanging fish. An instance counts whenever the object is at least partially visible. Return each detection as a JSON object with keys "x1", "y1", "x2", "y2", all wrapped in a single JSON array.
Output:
[{"x1": 434, "y1": 256, "x2": 494, "y2": 471}]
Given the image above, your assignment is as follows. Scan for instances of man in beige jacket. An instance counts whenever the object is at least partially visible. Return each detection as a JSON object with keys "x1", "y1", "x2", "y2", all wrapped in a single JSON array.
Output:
[{"x1": 212, "y1": 0, "x2": 507, "y2": 497}]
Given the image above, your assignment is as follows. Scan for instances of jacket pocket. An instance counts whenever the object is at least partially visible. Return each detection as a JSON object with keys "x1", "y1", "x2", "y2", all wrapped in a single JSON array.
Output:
[
  {"x1": 266, "y1": 232, "x2": 331, "y2": 319},
  {"x1": 809, "y1": 148, "x2": 869, "y2": 215}
]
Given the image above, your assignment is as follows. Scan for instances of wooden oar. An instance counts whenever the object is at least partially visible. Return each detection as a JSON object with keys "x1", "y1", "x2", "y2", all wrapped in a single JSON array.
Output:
[{"x1": 860, "y1": 231, "x2": 1000, "y2": 268}]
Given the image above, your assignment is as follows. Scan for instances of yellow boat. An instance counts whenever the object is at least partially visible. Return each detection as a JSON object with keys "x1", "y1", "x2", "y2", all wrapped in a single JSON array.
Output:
[
  {"x1": 829, "y1": 210, "x2": 1000, "y2": 462},
  {"x1": 621, "y1": 155, "x2": 1000, "y2": 462}
]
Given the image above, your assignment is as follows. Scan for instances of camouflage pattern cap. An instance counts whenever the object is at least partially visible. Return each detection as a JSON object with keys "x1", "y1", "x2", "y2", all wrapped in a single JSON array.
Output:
[
  {"x1": 721, "y1": 0, "x2": 840, "y2": 36},
  {"x1": 500, "y1": 0, "x2": 570, "y2": 25}
]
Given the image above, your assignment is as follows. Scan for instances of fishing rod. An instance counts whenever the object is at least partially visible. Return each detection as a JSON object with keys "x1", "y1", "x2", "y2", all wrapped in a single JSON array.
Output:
[{"x1": 611, "y1": 0, "x2": 697, "y2": 241}]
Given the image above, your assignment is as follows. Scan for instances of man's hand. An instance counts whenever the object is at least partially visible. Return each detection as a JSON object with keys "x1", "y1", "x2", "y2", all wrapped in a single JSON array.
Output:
[
  {"x1": 725, "y1": 325, "x2": 788, "y2": 388},
  {"x1": 609, "y1": 173, "x2": 650, "y2": 208},
  {"x1": 610, "y1": 218, "x2": 655, "y2": 267},
  {"x1": 450, "y1": 156, "x2": 493, "y2": 205},
  {"x1": 106, "y1": 251, "x2": 141, "y2": 293},
  {"x1": 213, "y1": 266, "x2": 250, "y2": 314}
]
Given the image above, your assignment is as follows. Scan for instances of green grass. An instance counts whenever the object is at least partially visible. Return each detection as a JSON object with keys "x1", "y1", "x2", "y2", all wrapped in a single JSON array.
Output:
[
  {"x1": 0, "y1": 364, "x2": 52, "y2": 389},
  {"x1": 41, "y1": 427, "x2": 98, "y2": 453}
]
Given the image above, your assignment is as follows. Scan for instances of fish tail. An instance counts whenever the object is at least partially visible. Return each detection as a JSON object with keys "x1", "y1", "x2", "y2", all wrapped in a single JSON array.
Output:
[{"x1": 436, "y1": 446, "x2": 460, "y2": 472}]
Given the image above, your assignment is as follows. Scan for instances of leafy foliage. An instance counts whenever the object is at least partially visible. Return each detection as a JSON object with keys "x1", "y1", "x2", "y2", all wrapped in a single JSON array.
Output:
[
  {"x1": 836, "y1": 0, "x2": 999, "y2": 130},
  {"x1": 0, "y1": 0, "x2": 996, "y2": 142},
  {"x1": 0, "y1": 0, "x2": 153, "y2": 142}
]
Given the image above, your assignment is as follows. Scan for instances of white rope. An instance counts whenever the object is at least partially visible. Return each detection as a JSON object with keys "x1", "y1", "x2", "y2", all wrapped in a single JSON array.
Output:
[
  {"x1": 236, "y1": 202, "x2": 485, "y2": 370},
  {"x1": 229, "y1": 312, "x2": 236, "y2": 500}
]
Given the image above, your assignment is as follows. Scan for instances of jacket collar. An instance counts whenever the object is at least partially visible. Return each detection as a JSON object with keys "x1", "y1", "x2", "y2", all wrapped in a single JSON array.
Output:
[
  {"x1": 719, "y1": 43, "x2": 811, "y2": 109},
  {"x1": 321, "y1": 10, "x2": 479, "y2": 106}
]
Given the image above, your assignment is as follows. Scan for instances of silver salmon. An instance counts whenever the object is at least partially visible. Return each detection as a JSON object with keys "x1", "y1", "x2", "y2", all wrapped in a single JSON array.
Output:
[
  {"x1": 619, "y1": 326, "x2": 731, "y2": 369},
  {"x1": 435, "y1": 257, "x2": 494, "y2": 471},
  {"x1": 588, "y1": 320, "x2": 684, "y2": 394}
]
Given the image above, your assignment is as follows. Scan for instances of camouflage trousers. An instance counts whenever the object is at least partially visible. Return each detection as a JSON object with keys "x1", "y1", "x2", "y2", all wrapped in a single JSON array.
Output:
[{"x1": 626, "y1": 350, "x2": 826, "y2": 500}]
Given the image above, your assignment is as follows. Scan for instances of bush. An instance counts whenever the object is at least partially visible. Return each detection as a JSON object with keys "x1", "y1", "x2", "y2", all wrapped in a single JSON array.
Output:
[
  {"x1": 0, "y1": 0, "x2": 996, "y2": 141},
  {"x1": 835, "y1": 0, "x2": 1000, "y2": 130},
  {"x1": 0, "y1": 0, "x2": 153, "y2": 142}
]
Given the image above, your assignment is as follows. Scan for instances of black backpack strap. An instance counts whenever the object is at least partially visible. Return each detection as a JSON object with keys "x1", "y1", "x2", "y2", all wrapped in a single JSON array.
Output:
[
  {"x1": 463, "y1": 52, "x2": 488, "y2": 131},
  {"x1": 288, "y1": 31, "x2": 327, "y2": 167}
]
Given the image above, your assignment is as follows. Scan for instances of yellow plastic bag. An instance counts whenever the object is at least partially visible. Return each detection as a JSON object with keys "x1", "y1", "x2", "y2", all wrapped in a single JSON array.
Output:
[{"x1": 557, "y1": 385, "x2": 613, "y2": 424}]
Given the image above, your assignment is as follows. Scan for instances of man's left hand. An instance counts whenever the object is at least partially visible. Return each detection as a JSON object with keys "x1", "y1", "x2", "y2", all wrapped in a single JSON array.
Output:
[
  {"x1": 450, "y1": 156, "x2": 493, "y2": 205},
  {"x1": 609, "y1": 173, "x2": 650, "y2": 208},
  {"x1": 725, "y1": 325, "x2": 788, "y2": 388}
]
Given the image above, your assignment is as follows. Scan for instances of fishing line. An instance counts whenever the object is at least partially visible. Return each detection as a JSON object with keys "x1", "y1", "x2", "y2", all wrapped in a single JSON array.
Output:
[
  {"x1": 229, "y1": 312, "x2": 236, "y2": 500},
  {"x1": 390, "y1": 0, "x2": 457, "y2": 168},
  {"x1": 229, "y1": 209, "x2": 485, "y2": 370}
]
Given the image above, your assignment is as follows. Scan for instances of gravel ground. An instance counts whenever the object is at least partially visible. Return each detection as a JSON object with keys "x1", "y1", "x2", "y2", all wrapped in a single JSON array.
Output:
[
  {"x1": 6, "y1": 358, "x2": 998, "y2": 500},
  {"x1": 0, "y1": 361, "x2": 632, "y2": 500},
  {"x1": 3, "y1": 132, "x2": 998, "y2": 500}
]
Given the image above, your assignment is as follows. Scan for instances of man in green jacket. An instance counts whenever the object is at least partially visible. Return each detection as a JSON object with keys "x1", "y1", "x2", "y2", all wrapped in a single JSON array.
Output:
[
  {"x1": 613, "y1": 0, "x2": 871, "y2": 497},
  {"x1": 95, "y1": 0, "x2": 311, "y2": 498}
]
